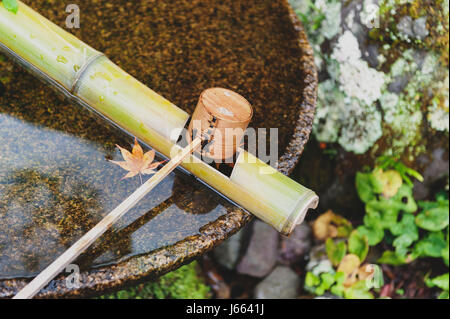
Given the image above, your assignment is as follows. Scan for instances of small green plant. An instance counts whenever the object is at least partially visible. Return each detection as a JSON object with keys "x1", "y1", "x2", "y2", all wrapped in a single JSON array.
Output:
[
  {"x1": 99, "y1": 261, "x2": 210, "y2": 299},
  {"x1": 355, "y1": 157, "x2": 449, "y2": 298},
  {"x1": 426, "y1": 273, "x2": 449, "y2": 299},
  {"x1": 307, "y1": 215, "x2": 383, "y2": 299},
  {"x1": 1, "y1": 0, "x2": 18, "y2": 14},
  {"x1": 356, "y1": 159, "x2": 448, "y2": 265},
  {"x1": 307, "y1": 157, "x2": 449, "y2": 299}
]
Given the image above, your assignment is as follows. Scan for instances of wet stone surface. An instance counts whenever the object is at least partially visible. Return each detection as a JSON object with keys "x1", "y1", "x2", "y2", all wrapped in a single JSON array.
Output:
[
  {"x1": 254, "y1": 266, "x2": 301, "y2": 299},
  {"x1": 0, "y1": 0, "x2": 317, "y2": 297},
  {"x1": 236, "y1": 220, "x2": 279, "y2": 278}
]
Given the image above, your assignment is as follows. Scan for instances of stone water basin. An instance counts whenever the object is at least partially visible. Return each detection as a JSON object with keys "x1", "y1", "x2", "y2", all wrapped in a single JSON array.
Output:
[{"x1": 0, "y1": 0, "x2": 317, "y2": 297}]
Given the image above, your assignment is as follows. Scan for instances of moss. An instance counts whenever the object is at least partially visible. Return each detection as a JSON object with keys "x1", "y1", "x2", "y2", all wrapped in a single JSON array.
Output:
[
  {"x1": 295, "y1": 0, "x2": 448, "y2": 159},
  {"x1": 99, "y1": 261, "x2": 211, "y2": 299},
  {"x1": 378, "y1": 0, "x2": 449, "y2": 67}
]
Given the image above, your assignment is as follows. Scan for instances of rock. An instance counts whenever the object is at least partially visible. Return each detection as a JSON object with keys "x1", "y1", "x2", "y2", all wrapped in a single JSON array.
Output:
[
  {"x1": 212, "y1": 229, "x2": 245, "y2": 270},
  {"x1": 236, "y1": 220, "x2": 279, "y2": 277},
  {"x1": 278, "y1": 224, "x2": 312, "y2": 265},
  {"x1": 413, "y1": 16, "x2": 429, "y2": 40},
  {"x1": 388, "y1": 50, "x2": 427, "y2": 93},
  {"x1": 397, "y1": 16, "x2": 414, "y2": 38},
  {"x1": 363, "y1": 44, "x2": 380, "y2": 68},
  {"x1": 306, "y1": 244, "x2": 327, "y2": 267},
  {"x1": 254, "y1": 266, "x2": 300, "y2": 299},
  {"x1": 388, "y1": 75, "x2": 410, "y2": 93},
  {"x1": 413, "y1": 147, "x2": 449, "y2": 200}
]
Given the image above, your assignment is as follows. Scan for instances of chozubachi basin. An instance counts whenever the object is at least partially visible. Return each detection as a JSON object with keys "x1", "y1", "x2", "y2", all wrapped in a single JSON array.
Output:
[{"x1": 0, "y1": 0, "x2": 317, "y2": 298}]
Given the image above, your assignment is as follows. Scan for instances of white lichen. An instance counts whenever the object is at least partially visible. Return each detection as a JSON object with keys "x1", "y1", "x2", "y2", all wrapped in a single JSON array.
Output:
[
  {"x1": 332, "y1": 31, "x2": 387, "y2": 105},
  {"x1": 321, "y1": 1, "x2": 342, "y2": 40},
  {"x1": 338, "y1": 100, "x2": 383, "y2": 154},
  {"x1": 360, "y1": 0, "x2": 380, "y2": 29}
]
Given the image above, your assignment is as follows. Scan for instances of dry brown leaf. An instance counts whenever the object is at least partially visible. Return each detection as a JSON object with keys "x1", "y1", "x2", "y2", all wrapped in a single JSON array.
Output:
[
  {"x1": 373, "y1": 168, "x2": 403, "y2": 198},
  {"x1": 110, "y1": 137, "x2": 164, "y2": 180},
  {"x1": 356, "y1": 263, "x2": 376, "y2": 282},
  {"x1": 337, "y1": 254, "x2": 362, "y2": 287},
  {"x1": 312, "y1": 210, "x2": 352, "y2": 241}
]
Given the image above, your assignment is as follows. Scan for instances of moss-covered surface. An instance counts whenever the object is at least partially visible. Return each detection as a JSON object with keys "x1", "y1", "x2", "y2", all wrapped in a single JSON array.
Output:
[
  {"x1": 99, "y1": 261, "x2": 211, "y2": 299},
  {"x1": 291, "y1": 0, "x2": 449, "y2": 162}
]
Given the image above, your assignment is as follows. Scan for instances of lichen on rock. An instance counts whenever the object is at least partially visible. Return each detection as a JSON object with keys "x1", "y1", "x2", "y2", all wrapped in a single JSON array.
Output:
[{"x1": 291, "y1": 0, "x2": 449, "y2": 159}]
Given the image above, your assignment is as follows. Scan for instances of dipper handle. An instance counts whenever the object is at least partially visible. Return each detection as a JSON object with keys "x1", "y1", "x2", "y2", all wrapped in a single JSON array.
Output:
[{"x1": 13, "y1": 137, "x2": 202, "y2": 299}]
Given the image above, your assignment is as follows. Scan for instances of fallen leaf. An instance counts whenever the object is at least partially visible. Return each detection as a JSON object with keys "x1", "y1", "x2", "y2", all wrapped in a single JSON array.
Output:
[
  {"x1": 313, "y1": 210, "x2": 353, "y2": 241},
  {"x1": 373, "y1": 168, "x2": 403, "y2": 198},
  {"x1": 337, "y1": 254, "x2": 361, "y2": 287},
  {"x1": 110, "y1": 137, "x2": 164, "y2": 180}
]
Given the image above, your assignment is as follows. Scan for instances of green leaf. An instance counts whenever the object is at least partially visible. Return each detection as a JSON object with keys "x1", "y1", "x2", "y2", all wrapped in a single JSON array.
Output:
[
  {"x1": 416, "y1": 206, "x2": 449, "y2": 232},
  {"x1": 314, "y1": 272, "x2": 337, "y2": 295},
  {"x1": 356, "y1": 172, "x2": 376, "y2": 203},
  {"x1": 344, "y1": 281, "x2": 374, "y2": 299},
  {"x1": 372, "y1": 168, "x2": 403, "y2": 198},
  {"x1": 413, "y1": 232, "x2": 447, "y2": 259},
  {"x1": 348, "y1": 230, "x2": 369, "y2": 262},
  {"x1": 438, "y1": 291, "x2": 449, "y2": 299},
  {"x1": 357, "y1": 224, "x2": 384, "y2": 246},
  {"x1": 370, "y1": 168, "x2": 386, "y2": 194},
  {"x1": 389, "y1": 184, "x2": 418, "y2": 214},
  {"x1": 305, "y1": 272, "x2": 320, "y2": 288},
  {"x1": 425, "y1": 273, "x2": 449, "y2": 291},
  {"x1": 390, "y1": 214, "x2": 419, "y2": 257},
  {"x1": 377, "y1": 251, "x2": 408, "y2": 265},
  {"x1": 2, "y1": 0, "x2": 18, "y2": 14},
  {"x1": 330, "y1": 272, "x2": 346, "y2": 297},
  {"x1": 443, "y1": 231, "x2": 449, "y2": 266},
  {"x1": 326, "y1": 238, "x2": 347, "y2": 267},
  {"x1": 363, "y1": 185, "x2": 417, "y2": 230}
]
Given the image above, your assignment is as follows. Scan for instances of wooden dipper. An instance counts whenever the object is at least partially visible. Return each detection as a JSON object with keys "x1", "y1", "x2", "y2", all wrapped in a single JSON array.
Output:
[
  {"x1": 14, "y1": 88, "x2": 253, "y2": 299},
  {"x1": 188, "y1": 88, "x2": 253, "y2": 160}
]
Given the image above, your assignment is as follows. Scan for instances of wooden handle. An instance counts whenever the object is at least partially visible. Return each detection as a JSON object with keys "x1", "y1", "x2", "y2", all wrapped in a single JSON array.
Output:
[{"x1": 13, "y1": 137, "x2": 202, "y2": 299}]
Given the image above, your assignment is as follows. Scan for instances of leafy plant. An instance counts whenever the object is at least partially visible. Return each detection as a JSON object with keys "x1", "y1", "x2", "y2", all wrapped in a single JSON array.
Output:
[
  {"x1": 348, "y1": 230, "x2": 369, "y2": 262},
  {"x1": 426, "y1": 273, "x2": 449, "y2": 299},
  {"x1": 307, "y1": 157, "x2": 448, "y2": 299},
  {"x1": 307, "y1": 213, "x2": 379, "y2": 299},
  {"x1": 1, "y1": 0, "x2": 18, "y2": 14},
  {"x1": 355, "y1": 158, "x2": 449, "y2": 298}
]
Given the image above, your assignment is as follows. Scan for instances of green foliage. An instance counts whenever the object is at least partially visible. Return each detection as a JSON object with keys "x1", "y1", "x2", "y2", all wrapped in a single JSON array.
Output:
[
  {"x1": 99, "y1": 261, "x2": 210, "y2": 299},
  {"x1": 416, "y1": 195, "x2": 450, "y2": 232},
  {"x1": 1, "y1": 0, "x2": 18, "y2": 14},
  {"x1": 305, "y1": 266, "x2": 380, "y2": 299},
  {"x1": 307, "y1": 231, "x2": 378, "y2": 299},
  {"x1": 355, "y1": 157, "x2": 449, "y2": 265},
  {"x1": 307, "y1": 157, "x2": 448, "y2": 299},
  {"x1": 354, "y1": 158, "x2": 449, "y2": 298},
  {"x1": 377, "y1": 250, "x2": 408, "y2": 266},
  {"x1": 413, "y1": 232, "x2": 447, "y2": 259},
  {"x1": 426, "y1": 273, "x2": 449, "y2": 299},
  {"x1": 348, "y1": 230, "x2": 369, "y2": 262},
  {"x1": 343, "y1": 281, "x2": 375, "y2": 299},
  {"x1": 305, "y1": 271, "x2": 348, "y2": 297},
  {"x1": 376, "y1": 156, "x2": 424, "y2": 187},
  {"x1": 325, "y1": 238, "x2": 347, "y2": 266}
]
